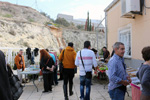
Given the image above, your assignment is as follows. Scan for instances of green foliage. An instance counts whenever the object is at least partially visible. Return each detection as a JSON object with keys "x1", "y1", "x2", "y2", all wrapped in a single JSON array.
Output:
[
  {"x1": 28, "y1": 18, "x2": 35, "y2": 22},
  {"x1": 99, "y1": 49, "x2": 103, "y2": 56},
  {"x1": 45, "y1": 21, "x2": 53, "y2": 25},
  {"x1": 55, "y1": 18, "x2": 70, "y2": 27},
  {"x1": 53, "y1": 23, "x2": 60, "y2": 27},
  {"x1": 77, "y1": 25, "x2": 84, "y2": 30},
  {"x1": 70, "y1": 22, "x2": 75, "y2": 26},
  {"x1": 87, "y1": 12, "x2": 89, "y2": 31},
  {"x1": 50, "y1": 18, "x2": 55, "y2": 23},
  {"x1": 3, "y1": 14, "x2": 13, "y2": 18},
  {"x1": 40, "y1": 12, "x2": 51, "y2": 19},
  {"x1": 86, "y1": 12, "x2": 92, "y2": 31},
  {"x1": 90, "y1": 19, "x2": 92, "y2": 31},
  {"x1": 40, "y1": 12, "x2": 47, "y2": 17}
]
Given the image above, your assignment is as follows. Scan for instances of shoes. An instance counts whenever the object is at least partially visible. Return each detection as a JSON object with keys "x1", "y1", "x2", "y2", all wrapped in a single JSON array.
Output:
[
  {"x1": 65, "y1": 97, "x2": 69, "y2": 100},
  {"x1": 63, "y1": 85, "x2": 68, "y2": 100},
  {"x1": 49, "y1": 89, "x2": 52, "y2": 92},
  {"x1": 42, "y1": 91, "x2": 48, "y2": 93},
  {"x1": 69, "y1": 91, "x2": 73, "y2": 96},
  {"x1": 80, "y1": 98, "x2": 84, "y2": 100},
  {"x1": 69, "y1": 84, "x2": 73, "y2": 96}
]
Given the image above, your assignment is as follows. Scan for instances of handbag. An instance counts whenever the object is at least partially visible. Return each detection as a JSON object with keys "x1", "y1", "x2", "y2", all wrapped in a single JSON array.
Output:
[
  {"x1": 40, "y1": 58, "x2": 50, "y2": 75},
  {"x1": 8, "y1": 66, "x2": 23, "y2": 100},
  {"x1": 13, "y1": 64, "x2": 17, "y2": 70},
  {"x1": 80, "y1": 51, "x2": 92, "y2": 79}
]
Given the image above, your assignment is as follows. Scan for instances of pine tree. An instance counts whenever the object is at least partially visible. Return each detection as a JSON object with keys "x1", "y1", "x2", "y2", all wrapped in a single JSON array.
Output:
[
  {"x1": 87, "y1": 11, "x2": 89, "y2": 31},
  {"x1": 90, "y1": 19, "x2": 92, "y2": 31}
]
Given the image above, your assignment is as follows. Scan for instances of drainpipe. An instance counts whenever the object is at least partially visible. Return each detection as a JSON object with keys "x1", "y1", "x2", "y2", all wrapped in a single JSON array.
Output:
[{"x1": 105, "y1": 12, "x2": 108, "y2": 48}]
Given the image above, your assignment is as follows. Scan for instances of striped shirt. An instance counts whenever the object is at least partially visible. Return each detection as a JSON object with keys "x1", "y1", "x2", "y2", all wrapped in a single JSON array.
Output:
[
  {"x1": 75, "y1": 48, "x2": 97, "y2": 76},
  {"x1": 108, "y1": 54, "x2": 129, "y2": 91}
]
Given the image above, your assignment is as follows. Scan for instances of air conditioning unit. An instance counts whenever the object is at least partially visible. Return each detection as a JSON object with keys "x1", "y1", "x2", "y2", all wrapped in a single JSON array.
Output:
[{"x1": 121, "y1": 0, "x2": 141, "y2": 18}]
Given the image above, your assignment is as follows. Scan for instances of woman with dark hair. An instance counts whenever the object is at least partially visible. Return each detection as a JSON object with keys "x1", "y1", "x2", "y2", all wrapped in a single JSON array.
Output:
[
  {"x1": 40, "y1": 49, "x2": 55, "y2": 93},
  {"x1": 102, "y1": 47, "x2": 110, "y2": 61},
  {"x1": 137, "y1": 46, "x2": 150, "y2": 100}
]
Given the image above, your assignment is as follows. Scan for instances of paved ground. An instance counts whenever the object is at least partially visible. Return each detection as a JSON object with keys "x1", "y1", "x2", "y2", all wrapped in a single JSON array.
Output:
[{"x1": 19, "y1": 73, "x2": 132, "y2": 100}]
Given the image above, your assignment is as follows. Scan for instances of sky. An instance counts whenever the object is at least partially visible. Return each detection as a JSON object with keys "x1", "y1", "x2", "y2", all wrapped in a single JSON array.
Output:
[{"x1": 0, "y1": 0, "x2": 113, "y2": 20}]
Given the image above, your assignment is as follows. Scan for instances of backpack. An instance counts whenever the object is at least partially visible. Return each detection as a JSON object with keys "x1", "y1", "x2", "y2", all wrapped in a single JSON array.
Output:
[{"x1": 7, "y1": 65, "x2": 23, "y2": 100}]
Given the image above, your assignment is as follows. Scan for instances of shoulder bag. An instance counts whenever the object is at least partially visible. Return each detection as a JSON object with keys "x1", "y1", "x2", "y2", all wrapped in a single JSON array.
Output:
[
  {"x1": 8, "y1": 66, "x2": 23, "y2": 100},
  {"x1": 80, "y1": 51, "x2": 92, "y2": 79}
]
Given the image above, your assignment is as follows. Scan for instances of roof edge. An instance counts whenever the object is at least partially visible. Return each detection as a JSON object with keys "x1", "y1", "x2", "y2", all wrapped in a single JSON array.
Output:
[{"x1": 104, "y1": 0, "x2": 119, "y2": 12}]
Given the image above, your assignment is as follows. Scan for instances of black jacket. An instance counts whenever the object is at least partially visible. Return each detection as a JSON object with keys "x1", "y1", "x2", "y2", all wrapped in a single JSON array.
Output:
[
  {"x1": 0, "y1": 50, "x2": 12, "y2": 100},
  {"x1": 40, "y1": 57, "x2": 54, "y2": 71}
]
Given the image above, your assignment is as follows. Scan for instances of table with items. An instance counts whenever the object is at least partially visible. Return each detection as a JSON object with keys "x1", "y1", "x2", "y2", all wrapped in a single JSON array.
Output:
[
  {"x1": 95, "y1": 60, "x2": 108, "y2": 80},
  {"x1": 20, "y1": 65, "x2": 40, "y2": 92}
]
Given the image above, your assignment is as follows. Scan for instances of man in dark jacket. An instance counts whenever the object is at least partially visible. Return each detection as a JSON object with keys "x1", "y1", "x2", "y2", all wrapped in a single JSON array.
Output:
[{"x1": 0, "y1": 50, "x2": 12, "y2": 100}]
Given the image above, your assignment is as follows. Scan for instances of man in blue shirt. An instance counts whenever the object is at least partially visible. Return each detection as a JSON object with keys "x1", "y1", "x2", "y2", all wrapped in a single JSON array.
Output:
[{"x1": 108, "y1": 42, "x2": 131, "y2": 100}]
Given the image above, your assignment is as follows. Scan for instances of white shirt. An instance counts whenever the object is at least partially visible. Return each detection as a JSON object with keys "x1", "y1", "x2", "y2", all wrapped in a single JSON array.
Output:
[{"x1": 75, "y1": 48, "x2": 98, "y2": 76}]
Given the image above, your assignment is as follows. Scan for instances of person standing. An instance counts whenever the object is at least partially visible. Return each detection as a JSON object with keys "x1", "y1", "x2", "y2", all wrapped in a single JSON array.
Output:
[
  {"x1": 14, "y1": 49, "x2": 25, "y2": 83},
  {"x1": 46, "y1": 49, "x2": 58, "y2": 85},
  {"x1": 108, "y1": 42, "x2": 131, "y2": 100},
  {"x1": 50, "y1": 51, "x2": 58, "y2": 85},
  {"x1": 75, "y1": 41, "x2": 97, "y2": 100},
  {"x1": 58, "y1": 47, "x2": 64, "y2": 80},
  {"x1": 59, "y1": 42, "x2": 76, "y2": 100},
  {"x1": 40, "y1": 49, "x2": 55, "y2": 93},
  {"x1": 0, "y1": 50, "x2": 12, "y2": 100},
  {"x1": 137, "y1": 46, "x2": 150, "y2": 100},
  {"x1": 102, "y1": 47, "x2": 110, "y2": 62}
]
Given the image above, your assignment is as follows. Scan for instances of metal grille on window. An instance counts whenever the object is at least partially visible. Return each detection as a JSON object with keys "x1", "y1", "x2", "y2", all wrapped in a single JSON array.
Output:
[{"x1": 119, "y1": 28, "x2": 131, "y2": 57}]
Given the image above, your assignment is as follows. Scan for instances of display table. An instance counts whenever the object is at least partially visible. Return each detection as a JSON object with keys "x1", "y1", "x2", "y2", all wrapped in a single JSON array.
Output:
[{"x1": 21, "y1": 68, "x2": 40, "y2": 92}]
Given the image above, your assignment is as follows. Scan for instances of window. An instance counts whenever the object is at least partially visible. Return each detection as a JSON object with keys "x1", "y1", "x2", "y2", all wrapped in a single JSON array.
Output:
[{"x1": 119, "y1": 28, "x2": 131, "y2": 58}]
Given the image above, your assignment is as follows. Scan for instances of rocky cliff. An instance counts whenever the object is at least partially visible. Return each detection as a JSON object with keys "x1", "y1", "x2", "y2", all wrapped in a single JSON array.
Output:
[
  {"x1": 0, "y1": 18, "x2": 61, "y2": 52},
  {"x1": 0, "y1": 1, "x2": 50, "y2": 24},
  {"x1": 0, "y1": 1, "x2": 105, "y2": 53},
  {"x1": 63, "y1": 29, "x2": 105, "y2": 51}
]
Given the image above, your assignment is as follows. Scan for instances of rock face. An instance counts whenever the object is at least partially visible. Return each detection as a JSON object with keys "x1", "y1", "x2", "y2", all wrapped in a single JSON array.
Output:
[
  {"x1": 63, "y1": 29, "x2": 105, "y2": 52},
  {"x1": 0, "y1": 1, "x2": 105, "y2": 53},
  {"x1": 0, "y1": 18, "x2": 105, "y2": 52},
  {"x1": 0, "y1": 19, "x2": 60, "y2": 52},
  {"x1": 0, "y1": 1, "x2": 50, "y2": 24}
]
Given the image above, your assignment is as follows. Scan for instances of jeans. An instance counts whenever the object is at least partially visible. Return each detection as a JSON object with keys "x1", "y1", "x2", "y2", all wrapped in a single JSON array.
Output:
[
  {"x1": 80, "y1": 76, "x2": 91, "y2": 100},
  {"x1": 17, "y1": 69, "x2": 22, "y2": 83},
  {"x1": 53, "y1": 65, "x2": 58, "y2": 84},
  {"x1": 109, "y1": 88, "x2": 126, "y2": 100}
]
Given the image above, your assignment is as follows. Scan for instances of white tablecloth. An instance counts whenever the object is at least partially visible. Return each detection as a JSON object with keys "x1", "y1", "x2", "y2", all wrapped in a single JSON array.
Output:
[{"x1": 20, "y1": 68, "x2": 40, "y2": 75}]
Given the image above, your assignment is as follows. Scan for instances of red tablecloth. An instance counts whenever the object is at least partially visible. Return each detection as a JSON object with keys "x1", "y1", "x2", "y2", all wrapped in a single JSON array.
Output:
[{"x1": 131, "y1": 83, "x2": 141, "y2": 100}]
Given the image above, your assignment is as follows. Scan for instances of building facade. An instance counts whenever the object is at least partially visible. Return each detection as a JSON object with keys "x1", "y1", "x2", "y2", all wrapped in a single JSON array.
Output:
[{"x1": 104, "y1": 0, "x2": 150, "y2": 69}]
